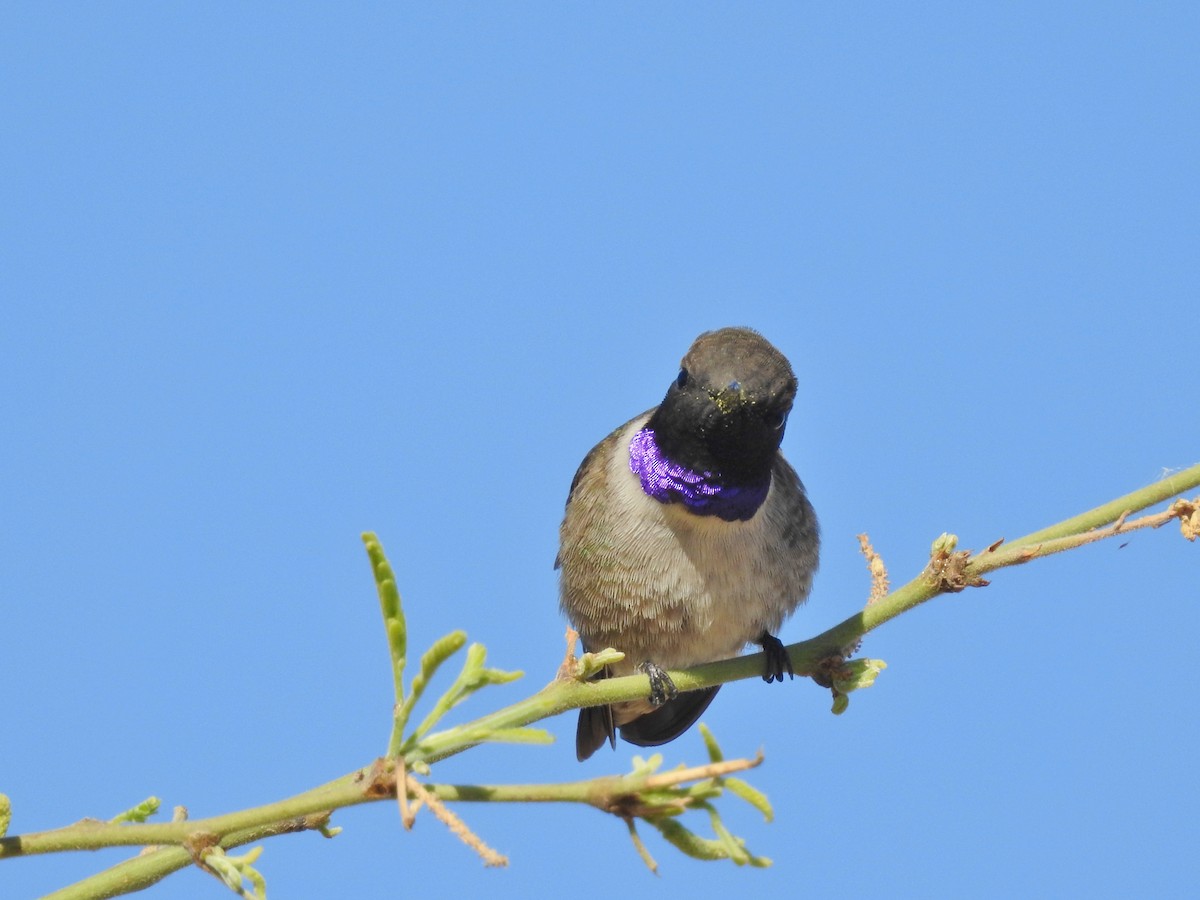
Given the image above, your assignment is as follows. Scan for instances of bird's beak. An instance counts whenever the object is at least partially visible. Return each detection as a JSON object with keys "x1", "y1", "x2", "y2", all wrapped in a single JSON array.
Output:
[{"x1": 708, "y1": 381, "x2": 749, "y2": 415}]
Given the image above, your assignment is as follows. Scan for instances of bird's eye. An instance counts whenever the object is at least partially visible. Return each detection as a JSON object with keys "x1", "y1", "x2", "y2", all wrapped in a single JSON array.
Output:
[
  {"x1": 676, "y1": 368, "x2": 689, "y2": 389},
  {"x1": 764, "y1": 410, "x2": 787, "y2": 430}
]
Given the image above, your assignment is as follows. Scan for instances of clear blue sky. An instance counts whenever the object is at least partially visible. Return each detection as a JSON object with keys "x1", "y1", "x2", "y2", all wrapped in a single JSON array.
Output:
[{"x1": 3, "y1": 4, "x2": 1197, "y2": 898}]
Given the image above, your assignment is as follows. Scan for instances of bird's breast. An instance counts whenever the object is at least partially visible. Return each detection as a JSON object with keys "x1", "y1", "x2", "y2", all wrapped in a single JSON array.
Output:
[{"x1": 558, "y1": 416, "x2": 816, "y2": 674}]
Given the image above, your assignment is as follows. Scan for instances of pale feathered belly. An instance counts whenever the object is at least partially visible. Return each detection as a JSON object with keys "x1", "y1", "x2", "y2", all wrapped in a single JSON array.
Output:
[{"x1": 559, "y1": 417, "x2": 812, "y2": 676}]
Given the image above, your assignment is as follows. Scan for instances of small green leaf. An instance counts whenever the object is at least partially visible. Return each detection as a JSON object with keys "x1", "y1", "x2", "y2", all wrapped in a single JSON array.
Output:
[
  {"x1": 931, "y1": 532, "x2": 958, "y2": 554},
  {"x1": 364, "y1": 533, "x2": 408, "y2": 707},
  {"x1": 386, "y1": 620, "x2": 406, "y2": 650},
  {"x1": 724, "y1": 777, "x2": 773, "y2": 823},
  {"x1": 672, "y1": 781, "x2": 722, "y2": 804},
  {"x1": 476, "y1": 666, "x2": 524, "y2": 687},
  {"x1": 243, "y1": 866, "x2": 267, "y2": 900},
  {"x1": 625, "y1": 818, "x2": 659, "y2": 874},
  {"x1": 203, "y1": 849, "x2": 243, "y2": 893},
  {"x1": 463, "y1": 641, "x2": 487, "y2": 671},
  {"x1": 413, "y1": 632, "x2": 469, "y2": 697},
  {"x1": 204, "y1": 845, "x2": 267, "y2": 899},
  {"x1": 396, "y1": 630, "x2": 469, "y2": 740},
  {"x1": 363, "y1": 534, "x2": 403, "y2": 619},
  {"x1": 0, "y1": 793, "x2": 11, "y2": 837},
  {"x1": 707, "y1": 809, "x2": 750, "y2": 865},
  {"x1": 407, "y1": 640, "x2": 523, "y2": 745},
  {"x1": 577, "y1": 648, "x2": 625, "y2": 678},
  {"x1": 630, "y1": 754, "x2": 664, "y2": 777},
  {"x1": 832, "y1": 658, "x2": 887, "y2": 694},
  {"x1": 468, "y1": 726, "x2": 555, "y2": 745},
  {"x1": 436, "y1": 724, "x2": 552, "y2": 748},
  {"x1": 831, "y1": 692, "x2": 850, "y2": 715},
  {"x1": 698, "y1": 723, "x2": 724, "y2": 763},
  {"x1": 651, "y1": 817, "x2": 722, "y2": 860},
  {"x1": 652, "y1": 816, "x2": 768, "y2": 865},
  {"x1": 110, "y1": 796, "x2": 161, "y2": 824}
]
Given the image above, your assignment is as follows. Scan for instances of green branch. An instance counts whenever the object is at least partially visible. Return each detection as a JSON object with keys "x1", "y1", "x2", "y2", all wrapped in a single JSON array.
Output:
[{"x1": 2, "y1": 462, "x2": 1195, "y2": 897}]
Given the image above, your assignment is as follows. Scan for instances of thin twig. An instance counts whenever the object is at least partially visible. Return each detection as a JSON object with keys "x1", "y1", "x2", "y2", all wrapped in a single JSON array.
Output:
[
  {"x1": 857, "y1": 533, "x2": 890, "y2": 605},
  {"x1": 640, "y1": 755, "x2": 762, "y2": 791},
  {"x1": 396, "y1": 757, "x2": 415, "y2": 830},
  {"x1": 972, "y1": 498, "x2": 1196, "y2": 574},
  {"x1": 556, "y1": 628, "x2": 581, "y2": 681},
  {"x1": 405, "y1": 780, "x2": 507, "y2": 867}
]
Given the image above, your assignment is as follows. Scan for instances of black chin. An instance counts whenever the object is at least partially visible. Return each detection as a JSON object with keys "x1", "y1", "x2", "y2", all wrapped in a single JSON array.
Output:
[
  {"x1": 704, "y1": 414, "x2": 780, "y2": 482},
  {"x1": 649, "y1": 399, "x2": 780, "y2": 485}
]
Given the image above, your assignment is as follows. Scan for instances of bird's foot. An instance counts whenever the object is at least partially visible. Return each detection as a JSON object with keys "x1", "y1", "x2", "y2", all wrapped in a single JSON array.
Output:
[
  {"x1": 638, "y1": 661, "x2": 678, "y2": 706},
  {"x1": 759, "y1": 631, "x2": 794, "y2": 683}
]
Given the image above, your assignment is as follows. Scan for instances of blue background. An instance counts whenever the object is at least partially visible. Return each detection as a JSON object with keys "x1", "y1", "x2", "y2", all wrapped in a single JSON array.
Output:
[{"x1": 3, "y1": 4, "x2": 1197, "y2": 898}]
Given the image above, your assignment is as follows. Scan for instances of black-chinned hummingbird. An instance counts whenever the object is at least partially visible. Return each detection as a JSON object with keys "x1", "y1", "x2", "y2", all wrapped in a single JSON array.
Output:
[{"x1": 557, "y1": 327, "x2": 819, "y2": 760}]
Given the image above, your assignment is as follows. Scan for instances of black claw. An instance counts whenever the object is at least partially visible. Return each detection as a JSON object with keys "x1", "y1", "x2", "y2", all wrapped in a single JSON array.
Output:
[
  {"x1": 759, "y1": 632, "x2": 793, "y2": 683},
  {"x1": 638, "y1": 661, "x2": 678, "y2": 706}
]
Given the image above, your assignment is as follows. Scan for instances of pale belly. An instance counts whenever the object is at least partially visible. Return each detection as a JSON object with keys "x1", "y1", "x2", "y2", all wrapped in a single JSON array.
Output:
[{"x1": 559, "y1": 417, "x2": 815, "y2": 675}]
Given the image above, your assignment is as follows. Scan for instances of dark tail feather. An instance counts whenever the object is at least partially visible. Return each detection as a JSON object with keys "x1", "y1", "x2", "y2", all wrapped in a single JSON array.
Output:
[
  {"x1": 576, "y1": 703, "x2": 616, "y2": 761},
  {"x1": 617, "y1": 686, "x2": 721, "y2": 748}
]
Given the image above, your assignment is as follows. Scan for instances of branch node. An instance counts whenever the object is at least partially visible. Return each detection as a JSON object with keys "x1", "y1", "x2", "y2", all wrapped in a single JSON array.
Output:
[
  {"x1": 810, "y1": 653, "x2": 844, "y2": 689},
  {"x1": 1170, "y1": 497, "x2": 1198, "y2": 541},
  {"x1": 183, "y1": 830, "x2": 221, "y2": 864},
  {"x1": 362, "y1": 758, "x2": 398, "y2": 799},
  {"x1": 926, "y1": 535, "x2": 989, "y2": 591}
]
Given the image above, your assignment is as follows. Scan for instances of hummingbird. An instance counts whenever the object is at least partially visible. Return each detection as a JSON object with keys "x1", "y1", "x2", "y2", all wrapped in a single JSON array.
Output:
[{"x1": 557, "y1": 326, "x2": 819, "y2": 760}]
